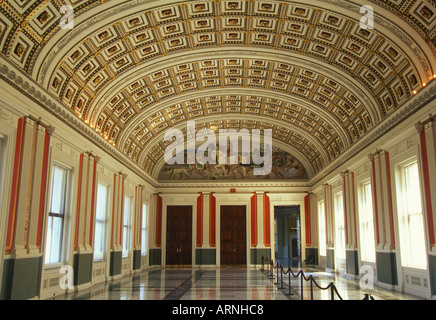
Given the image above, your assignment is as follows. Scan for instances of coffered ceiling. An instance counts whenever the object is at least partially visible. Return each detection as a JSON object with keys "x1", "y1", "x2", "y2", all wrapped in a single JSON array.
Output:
[{"x1": 1, "y1": 0, "x2": 435, "y2": 182}]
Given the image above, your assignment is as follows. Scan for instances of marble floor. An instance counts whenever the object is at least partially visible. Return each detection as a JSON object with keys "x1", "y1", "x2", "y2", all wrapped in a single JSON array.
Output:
[{"x1": 58, "y1": 266, "x2": 422, "y2": 301}]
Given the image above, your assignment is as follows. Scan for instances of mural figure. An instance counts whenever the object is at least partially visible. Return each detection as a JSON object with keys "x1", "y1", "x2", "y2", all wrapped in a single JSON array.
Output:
[{"x1": 158, "y1": 146, "x2": 307, "y2": 180}]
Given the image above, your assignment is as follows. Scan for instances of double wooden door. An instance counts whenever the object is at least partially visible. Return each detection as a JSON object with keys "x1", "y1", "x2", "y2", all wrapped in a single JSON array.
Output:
[
  {"x1": 166, "y1": 206, "x2": 192, "y2": 265},
  {"x1": 220, "y1": 205, "x2": 247, "y2": 265}
]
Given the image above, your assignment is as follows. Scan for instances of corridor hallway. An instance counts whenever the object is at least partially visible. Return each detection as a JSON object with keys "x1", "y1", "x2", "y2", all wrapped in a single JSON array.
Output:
[{"x1": 57, "y1": 267, "x2": 421, "y2": 300}]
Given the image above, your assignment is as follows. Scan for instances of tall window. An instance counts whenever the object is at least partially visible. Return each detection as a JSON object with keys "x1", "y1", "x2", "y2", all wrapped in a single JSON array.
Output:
[
  {"x1": 318, "y1": 200, "x2": 326, "y2": 256},
  {"x1": 122, "y1": 195, "x2": 132, "y2": 258},
  {"x1": 94, "y1": 183, "x2": 109, "y2": 261},
  {"x1": 397, "y1": 161, "x2": 427, "y2": 269},
  {"x1": 45, "y1": 164, "x2": 69, "y2": 265},
  {"x1": 358, "y1": 182, "x2": 376, "y2": 262},
  {"x1": 334, "y1": 192, "x2": 346, "y2": 260},
  {"x1": 141, "y1": 203, "x2": 148, "y2": 256}
]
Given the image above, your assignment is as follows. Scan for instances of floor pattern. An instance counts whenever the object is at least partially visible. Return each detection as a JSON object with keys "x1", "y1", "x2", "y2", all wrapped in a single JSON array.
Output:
[{"x1": 58, "y1": 266, "x2": 422, "y2": 301}]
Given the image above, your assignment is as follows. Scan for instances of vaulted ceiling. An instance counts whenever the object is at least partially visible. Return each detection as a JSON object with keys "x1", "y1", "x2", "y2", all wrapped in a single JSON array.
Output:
[{"x1": 1, "y1": 0, "x2": 435, "y2": 182}]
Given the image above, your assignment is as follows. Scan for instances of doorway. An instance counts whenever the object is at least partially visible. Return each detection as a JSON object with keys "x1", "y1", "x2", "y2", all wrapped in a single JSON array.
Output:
[
  {"x1": 166, "y1": 206, "x2": 192, "y2": 265},
  {"x1": 220, "y1": 205, "x2": 246, "y2": 265},
  {"x1": 274, "y1": 206, "x2": 301, "y2": 268}
]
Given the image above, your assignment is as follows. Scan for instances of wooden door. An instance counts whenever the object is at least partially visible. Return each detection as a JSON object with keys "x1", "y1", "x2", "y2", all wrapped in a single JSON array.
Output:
[
  {"x1": 220, "y1": 206, "x2": 246, "y2": 265},
  {"x1": 166, "y1": 206, "x2": 192, "y2": 265}
]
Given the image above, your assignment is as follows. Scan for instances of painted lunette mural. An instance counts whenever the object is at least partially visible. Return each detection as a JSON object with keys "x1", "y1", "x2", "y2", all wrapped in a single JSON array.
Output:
[{"x1": 158, "y1": 146, "x2": 308, "y2": 180}]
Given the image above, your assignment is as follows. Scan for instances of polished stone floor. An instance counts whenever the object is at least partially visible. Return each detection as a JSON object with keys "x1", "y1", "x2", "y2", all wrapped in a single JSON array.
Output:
[{"x1": 58, "y1": 266, "x2": 422, "y2": 301}]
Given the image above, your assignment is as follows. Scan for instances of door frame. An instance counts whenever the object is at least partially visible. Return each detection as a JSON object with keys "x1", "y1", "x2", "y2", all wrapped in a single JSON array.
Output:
[
  {"x1": 165, "y1": 205, "x2": 193, "y2": 266},
  {"x1": 220, "y1": 205, "x2": 247, "y2": 265},
  {"x1": 214, "y1": 195, "x2": 251, "y2": 266},
  {"x1": 274, "y1": 205, "x2": 302, "y2": 268},
  {"x1": 267, "y1": 193, "x2": 307, "y2": 266},
  {"x1": 160, "y1": 194, "x2": 198, "y2": 267}
]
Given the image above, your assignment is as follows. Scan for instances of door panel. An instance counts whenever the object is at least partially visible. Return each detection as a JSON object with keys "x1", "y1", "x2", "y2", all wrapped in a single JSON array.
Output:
[
  {"x1": 220, "y1": 206, "x2": 246, "y2": 265},
  {"x1": 166, "y1": 206, "x2": 192, "y2": 265}
]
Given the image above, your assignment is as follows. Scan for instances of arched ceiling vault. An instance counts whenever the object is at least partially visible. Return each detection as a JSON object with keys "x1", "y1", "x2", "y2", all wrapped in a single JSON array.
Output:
[{"x1": 1, "y1": 0, "x2": 435, "y2": 182}]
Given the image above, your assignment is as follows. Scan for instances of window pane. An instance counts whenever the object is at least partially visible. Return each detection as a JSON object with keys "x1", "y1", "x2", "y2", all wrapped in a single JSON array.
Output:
[
  {"x1": 123, "y1": 196, "x2": 131, "y2": 226},
  {"x1": 397, "y1": 161, "x2": 427, "y2": 269},
  {"x1": 94, "y1": 222, "x2": 104, "y2": 261},
  {"x1": 404, "y1": 163, "x2": 422, "y2": 215},
  {"x1": 45, "y1": 165, "x2": 68, "y2": 265},
  {"x1": 359, "y1": 182, "x2": 375, "y2": 262},
  {"x1": 50, "y1": 166, "x2": 67, "y2": 215},
  {"x1": 408, "y1": 214, "x2": 426, "y2": 268},
  {"x1": 96, "y1": 184, "x2": 109, "y2": 221},
  {"x1": 45, "y1": 216, "x2": 63, "y2": 264}
]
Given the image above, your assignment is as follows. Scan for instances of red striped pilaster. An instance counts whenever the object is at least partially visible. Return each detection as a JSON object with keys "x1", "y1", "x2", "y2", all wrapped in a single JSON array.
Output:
[
  {"x1": 384, "y1": 152, "x2": 395, "y2": 248},
  {"x1": 110, "y1": 173, "x2": 116, "y2": 249},
  {"x1": 119, "y1": 174, "x2": 125, "y2": 247},
  {"x1": 351, "y1": 172, "x2": 358, "y2": 247},
  {"x1": 342, "y1": 174, "x2": 349, "y2": 245},
  {"x1": 36, "y1": 127, "x2": 53, "y2": 250},
  {"x1": 209, "y1": 193, "x2": 216, "y2": 247},
  {"x1": 304, "y1": 194, "x2": 311, "y2": 247},
  {"x1": 196, "y1": 193, "x2": 203, "y2": 247},
  {"x1": 88, "y1": 157, "x2": 99, "y2": 247},
  {"x1": 74, "y1": 153, "x2": 84, "y2": 251},
  {"x1": 370, "y1": 155, "x2": 380, "y2": 246},
  {"x1": 263, "y1": 193, "x2": 270, "y2": 247},
  {"x1": 418, "y1": 126, "x2": 435, "y2": 248},
  {"x1": 156, "y1": 194, "x2": 162, "y2": 247},
  {"x1": 5, "y1": 117, "x2": 25, "y2": 254},
  {"x1": 250, "y1": 193, "x2": 257, "y2": 247}
]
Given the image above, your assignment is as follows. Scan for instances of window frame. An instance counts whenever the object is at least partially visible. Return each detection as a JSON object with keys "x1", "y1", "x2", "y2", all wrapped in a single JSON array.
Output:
[
  {"x1": 318, "y1": 200, "x2": 326, "y2": 257},
  {"x1": 44, "y1": 163, "x2": 71, "y2": 266},
  {"x1": 357, "y1": 180, "x2": 376, "y2": 263},
  {"x1": 395, "y1": 158, "x2": 428, "y2": 270},
  {"x1": 93, "y1": 182, "x2": 110, "y2": 261}
]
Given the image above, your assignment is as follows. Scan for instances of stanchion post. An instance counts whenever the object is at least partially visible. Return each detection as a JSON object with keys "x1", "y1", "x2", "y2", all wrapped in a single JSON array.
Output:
[
  {"x1": 286, "y1": 269, "x2": 293, "y2": 296},
  {"x1": 310, "y1": 276, "x2": 314, "y2": 300},
  {"x1": 330, "y1": 284, "x2": 335, "y2": 300},
  {"x1": 300, "y1": 274, "x2": 304, "y2": 300},
  {"x1": 269, "y1": 259, "x2": 274, "y2": 279},
  {"x1": 274, "y1": 262, "x2": 279, "y2": 284}
]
